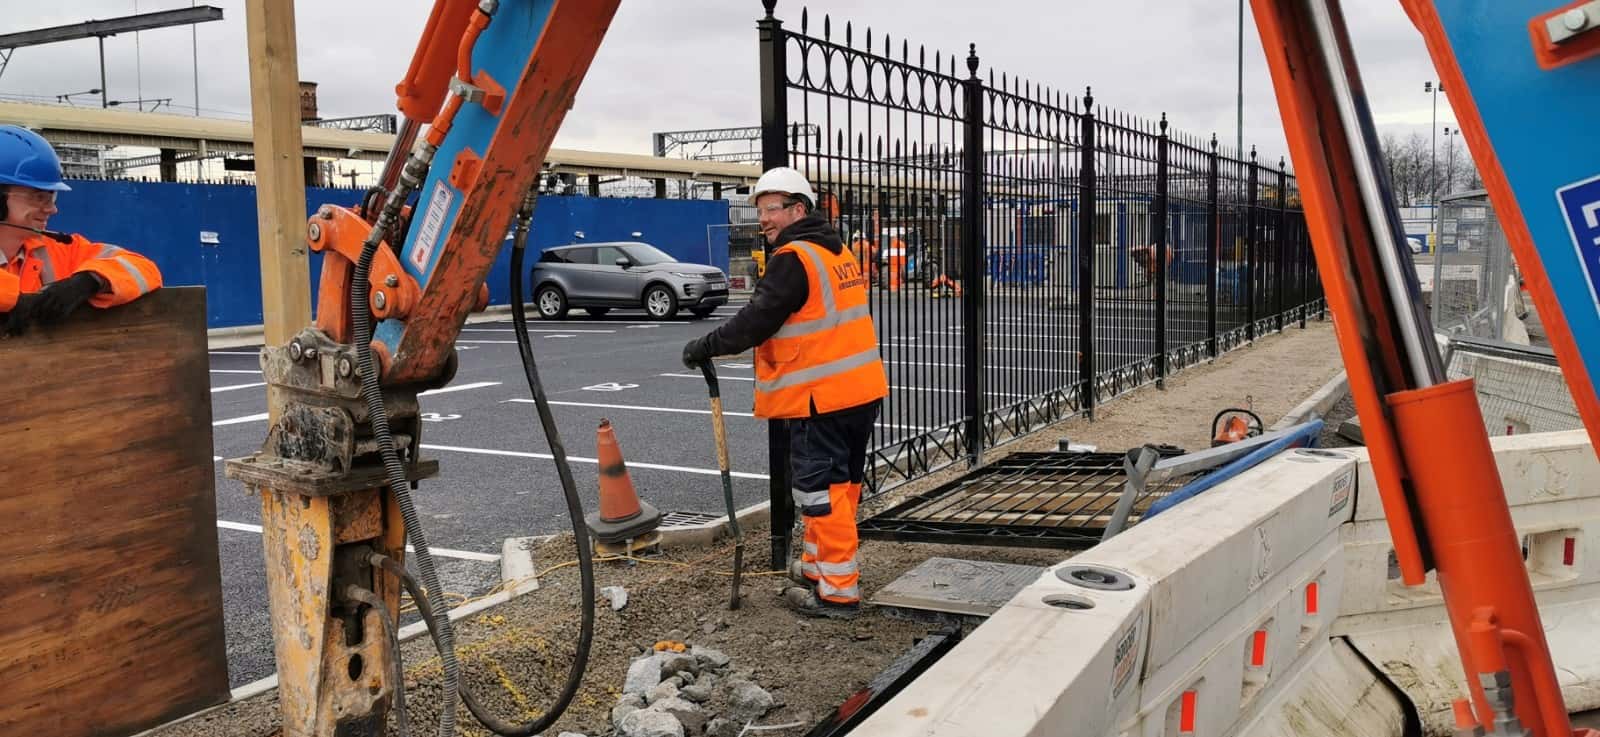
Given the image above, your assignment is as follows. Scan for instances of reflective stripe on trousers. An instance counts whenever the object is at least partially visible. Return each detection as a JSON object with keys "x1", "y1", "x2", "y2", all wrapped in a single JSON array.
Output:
[{"x1": 804, "y1": 481, "x2": 861, "y2": 605}]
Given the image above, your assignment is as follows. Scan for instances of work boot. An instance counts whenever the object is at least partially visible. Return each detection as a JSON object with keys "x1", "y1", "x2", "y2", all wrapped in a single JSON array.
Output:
[
  {"x1": 788, "y1": 559, "x2": 816, "y2": 587},
  {"x1": 782, "y1": 586, "x2": 860, "y2": 620}
]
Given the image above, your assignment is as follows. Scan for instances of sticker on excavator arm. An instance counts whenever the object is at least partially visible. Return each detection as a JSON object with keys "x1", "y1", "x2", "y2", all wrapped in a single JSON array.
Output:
[
  {"x1": 409, "y1": 180, "x2": 454, "y2": 273},
  {"x1": 1560, "y1": 174, "x2": 1600, "y2": 310}
]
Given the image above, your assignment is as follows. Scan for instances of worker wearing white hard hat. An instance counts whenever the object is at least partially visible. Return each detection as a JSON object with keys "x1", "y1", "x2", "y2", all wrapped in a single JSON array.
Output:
[{"x1": 683, "y1": 166, "x2": 887, "y2": 618}]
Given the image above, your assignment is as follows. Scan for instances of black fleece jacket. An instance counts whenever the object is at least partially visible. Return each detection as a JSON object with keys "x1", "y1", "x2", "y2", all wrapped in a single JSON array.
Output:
[{"x1": 700, "y1": 215, "x2": 844, "y2": 357}]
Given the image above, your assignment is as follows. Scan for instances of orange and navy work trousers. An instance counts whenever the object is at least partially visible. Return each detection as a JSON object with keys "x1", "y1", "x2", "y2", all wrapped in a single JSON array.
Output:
[{"x1": 790, "y1": 400, "x2": 879, "y2": 606}]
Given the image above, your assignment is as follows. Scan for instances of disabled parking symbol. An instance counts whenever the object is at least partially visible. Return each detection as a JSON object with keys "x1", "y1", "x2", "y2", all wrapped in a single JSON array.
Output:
[{"x1": 1559, "y1": 174, "x2": 1600, "y2": 308}]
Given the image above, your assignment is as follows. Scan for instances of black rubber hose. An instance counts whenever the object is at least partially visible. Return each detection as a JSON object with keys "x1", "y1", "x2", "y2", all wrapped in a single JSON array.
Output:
[
  {"x1": 403, "y1": 191, "x2": 593, "y2": 737},
  {"x1": 343, "y1": 585, "x2": 409, "y2": 737},
  {"x1": 351, "y1": 219, "x2": 460, "y2": 737}
]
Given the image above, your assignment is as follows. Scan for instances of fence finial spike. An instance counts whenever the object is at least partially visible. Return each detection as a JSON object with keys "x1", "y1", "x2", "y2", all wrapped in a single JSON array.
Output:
[
  {"x1": 967, "y1": 43, "x2": 979, "y2": 75},
  {"x1": 845, "y1": 20, "x2": 852, "y2": 46},
  {"x1": 1250, "y1": 144, "x2": 1258, "y2": 161},
  {"x1": 1279, "y1": 155, "x2": 1287, "y2": 169},
  {"x1": 800, "y1": 6, "x2": 808, "y2": 31},
  {"x1": 823, "y1": 13, "x2": 830, "y2": 39},
  {"x1": 762, "y1": 0, "x2": 777, "y2": 18}
]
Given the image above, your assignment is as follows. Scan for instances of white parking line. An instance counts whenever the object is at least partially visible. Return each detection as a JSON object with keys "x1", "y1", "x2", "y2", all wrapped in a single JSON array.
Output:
[
  {"x1": 655, "y1": 373, "x2": 1020, "y2": 398},
  {"x1": 460, "y1": 328, "x2": 617, "y2": 334},
  {"x1": 421, "y1": 443, "x2": 770, "y2": 480},
  {"x1": 507, "y1": 399, "x2": 754, "y2": 417},
  {"x1": 211, "y1": 382, "x2": 267, "y2": 393},
  {"x1": 420, "y1": 381, "x2": 502, "y2": 396},
  {"x1": 215, "y1": 413, "x2": 269, "y2": 426},
  {"x1": 215, "y1": 520, "x2": 499, "y2": 562},
  {"x1": 210, "y1": 369, "x2": 263, "y2": 374},
  {"x1": 504, "y1": 398, "x2": 929, "y2": 432},
  {"x1": 210, "y1": 383, "x2": 499, "y2": 428}
]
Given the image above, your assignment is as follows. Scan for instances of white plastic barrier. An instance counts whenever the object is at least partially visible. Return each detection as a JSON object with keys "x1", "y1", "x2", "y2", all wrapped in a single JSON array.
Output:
[
  {"x1": 1339, "y1": 430, "x2": 1600, "y2": 736},
  {"x1": 852, "y1": 447, "x2": 1371, "y2": 737},
  {"x1": 851, "y1": 430, "x2": 1600, "y2": 737}
]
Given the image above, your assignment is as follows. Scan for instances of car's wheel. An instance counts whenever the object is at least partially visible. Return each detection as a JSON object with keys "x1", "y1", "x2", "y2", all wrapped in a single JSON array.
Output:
[
  {"x1": 690, "y1": 305, "x2": 716, "y2": 320},
  {"x1": 535, "y1": 284, "x2": 568, "y2": 319},
  {"x1": 644, "y1": 284, "x2": 679, "y2": 320},
  {"x1": 584, "y1": 307, "x2": 611, "y2": 318}
]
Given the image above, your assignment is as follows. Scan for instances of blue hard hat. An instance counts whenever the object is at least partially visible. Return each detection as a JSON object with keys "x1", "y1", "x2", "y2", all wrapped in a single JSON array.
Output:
[{"x1": 0, "y1": 125, "x2": 71, "y2": 192}]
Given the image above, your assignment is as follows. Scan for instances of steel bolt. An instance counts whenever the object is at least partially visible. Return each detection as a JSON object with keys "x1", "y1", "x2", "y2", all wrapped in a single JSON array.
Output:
[
  {"x1": 304, "y1": 347, "x2": 318, "y2": 360},
  {"x1": 318, "y1": 205, "x2": 334, "y2": 220},
  {"x1": 385, "y1": 274, "x2": 399, "y2": 288},
  {"x1": 374, "y1": 291, "x2": 387, "y2": 310},
  {"x1": 1565, "y1": 8, "x2": 1591, "y2": 31},
  {"x1": 337, "y1": 357, "x2": 354, "y2": 378},
  {"x1": 289, "y1": 341, "x2": 303, "y2": 361},
  {"x1": 307, "y1": 222, "x2": 322, "y2": 241}
]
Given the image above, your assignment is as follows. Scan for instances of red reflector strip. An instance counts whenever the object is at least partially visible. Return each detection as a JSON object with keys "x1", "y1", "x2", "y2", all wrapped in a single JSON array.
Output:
[
  {"x1": 1180, "y1": 689, "x2": 1198, "y2": 733},
  {"x1": 1251, "y1": 630, "x2": 1268, "y2": 668},
  {"x1": 1305, "y1": 582, "x2": 1320, "y2": 615},
  {"x1": 1565, "y1": 537, "x2": 1576, "y2": 566}
]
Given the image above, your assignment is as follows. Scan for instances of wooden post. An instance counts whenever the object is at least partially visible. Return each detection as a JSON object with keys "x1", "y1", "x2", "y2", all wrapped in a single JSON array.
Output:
[{"x1": 245, "y1": 0, "x2": 312, "y2": 354}]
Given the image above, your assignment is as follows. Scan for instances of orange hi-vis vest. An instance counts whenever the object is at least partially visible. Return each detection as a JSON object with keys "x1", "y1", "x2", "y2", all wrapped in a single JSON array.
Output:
[
  {"x1": 754, "y1": 240, "x2": 889, "y2": 419},
  {"x1": 0, "y1": 232, "x2": 162, "y2": 312}
]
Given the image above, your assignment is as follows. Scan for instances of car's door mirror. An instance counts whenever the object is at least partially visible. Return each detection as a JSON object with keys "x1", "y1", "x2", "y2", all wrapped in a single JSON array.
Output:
[{"x1": 614, "y1": 257, "x2": 631, "y2": 268}]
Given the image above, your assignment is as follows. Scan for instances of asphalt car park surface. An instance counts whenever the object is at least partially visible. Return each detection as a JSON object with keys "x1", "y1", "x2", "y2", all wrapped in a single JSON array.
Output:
[{"x1": 206, "y1": 292, "x2": 1215, "y2": 686}]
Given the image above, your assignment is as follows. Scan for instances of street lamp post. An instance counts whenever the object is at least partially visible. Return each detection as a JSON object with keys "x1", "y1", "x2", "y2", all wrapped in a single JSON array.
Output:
[
  {"x1": 1424, "y1": 81, "x2": 1441, "y2": 249},
  {"x1": 1443, "y1": 126, "x2": 1458, "y2": 195}
]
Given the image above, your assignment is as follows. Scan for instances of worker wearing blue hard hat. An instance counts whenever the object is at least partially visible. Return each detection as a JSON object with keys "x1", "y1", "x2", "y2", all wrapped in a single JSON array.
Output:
[{"x1": 0, "y1": 124, "x2": 162, "y2": 336}]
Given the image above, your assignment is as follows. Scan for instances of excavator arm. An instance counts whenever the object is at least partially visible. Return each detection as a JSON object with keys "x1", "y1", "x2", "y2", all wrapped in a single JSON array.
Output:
[
  {"x1": 1252, "y1": 1, "x2": 1600, "y2": 734},
  {"x1": 226, "y1": 2, "x2": 620, "y2": 735}
]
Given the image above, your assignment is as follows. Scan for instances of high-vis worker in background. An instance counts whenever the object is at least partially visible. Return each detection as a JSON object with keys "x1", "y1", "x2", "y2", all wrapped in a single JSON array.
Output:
[
  {"x1": 682, "y1": 166, "x2": 888, "y2": 618},
  {"x1": 0, "y1": 125, "x2": 162, "y2": 337}
]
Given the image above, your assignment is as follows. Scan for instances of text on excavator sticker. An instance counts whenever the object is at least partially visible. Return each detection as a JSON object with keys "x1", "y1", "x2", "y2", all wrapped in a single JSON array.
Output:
[
  {"x1": 1559, "y1": 174, "x2": 1600, "y2": 311},
  {"x1": 410, "y1": 181, "x2": 455, "y2": 273}
]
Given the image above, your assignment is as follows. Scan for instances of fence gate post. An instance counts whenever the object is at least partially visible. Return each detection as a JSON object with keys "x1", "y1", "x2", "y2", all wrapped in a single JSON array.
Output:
[
  {"x1": 960, "y1": 45, "x2": 987, "y2": 467},
  {"x1": 1154, "y1": 114, "x2": 1170, "y2": 389},
  {"x1": 757, "y1": 0, "x2": 792, "y2": 572},
  {"x1": 1246, "y1": 146, "x2": 1258, "y2": 342},
  {"x1": 1078, "y1": 88, "x2": 1098, "y2": 417},
  {"x1": 1276, "y1": 157, "x2": 1288, "y2": 332},
  {"x1": 1207, "y1": 133, "x2": 1220, "y2": 359}
]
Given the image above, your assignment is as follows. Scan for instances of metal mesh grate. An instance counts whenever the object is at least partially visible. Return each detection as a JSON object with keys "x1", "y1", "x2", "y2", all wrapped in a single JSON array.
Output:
[
  {"x1": 857, "y1": 451, "x2": 1205, "y2": 549},
  {"x1": 1444, "y1": 337, "x2": 1581, "y2": 437},
  {"x1": 660, "y1": 511, "x2": 723, "y2": 528}
]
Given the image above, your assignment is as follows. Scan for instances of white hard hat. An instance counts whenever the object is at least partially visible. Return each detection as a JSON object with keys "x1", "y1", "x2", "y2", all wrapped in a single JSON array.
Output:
[{"x1": 748, "y1": 166, "x2": 817, "y2": 206}]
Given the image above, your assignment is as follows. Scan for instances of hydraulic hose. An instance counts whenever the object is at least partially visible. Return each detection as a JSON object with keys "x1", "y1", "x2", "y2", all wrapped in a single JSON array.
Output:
[
  {"x1": 367, "y1": 192, "x2": 596, "y2": 737},
  {"x1": 351, "y1": 150, "x2": 460, "y2": 737},
  {"x1": 437, "y1": 190, "x2": 599, "y2": 736}
]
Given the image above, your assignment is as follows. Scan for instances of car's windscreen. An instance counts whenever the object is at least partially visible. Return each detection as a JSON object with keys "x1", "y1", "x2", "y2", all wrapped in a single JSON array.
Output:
[{"x1": 622, "y1": 244, "x2": 676, "y2": 266}]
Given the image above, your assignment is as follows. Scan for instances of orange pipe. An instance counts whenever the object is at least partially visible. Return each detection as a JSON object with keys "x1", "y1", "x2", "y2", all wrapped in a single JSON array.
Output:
[
  {"x1": 423, "y1": 10, "x2": 488, "y2": 149},
  {"x1": 1389, "y1": 379, "x2": 1570, "y2": 737}
]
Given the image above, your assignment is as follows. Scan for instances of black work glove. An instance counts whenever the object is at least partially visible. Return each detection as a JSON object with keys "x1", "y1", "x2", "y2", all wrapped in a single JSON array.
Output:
[
  {"x1": 3, "y1": 293, "x2": 45, "y2": 337},
  {"x1": 33, "y1": 272, "x2": 103, "y2": 325},
  {"x1": 682, "y1": 336, "x2": 713, "y2": 369}
]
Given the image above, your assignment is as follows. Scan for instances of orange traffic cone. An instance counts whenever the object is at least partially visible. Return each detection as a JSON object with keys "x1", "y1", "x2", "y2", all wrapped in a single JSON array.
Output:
[{"x1": 585, "y1": 418, "x2": 662, "y2": 545}]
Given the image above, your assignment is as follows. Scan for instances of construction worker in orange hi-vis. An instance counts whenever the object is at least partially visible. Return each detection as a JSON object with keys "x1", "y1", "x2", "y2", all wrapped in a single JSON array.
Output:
[
  {"x1": 0, "y1": 125, "x2": 163, "y2": 337},
  {"x1": 682, "y1": 166, "x2": 888, "y2": 618}
]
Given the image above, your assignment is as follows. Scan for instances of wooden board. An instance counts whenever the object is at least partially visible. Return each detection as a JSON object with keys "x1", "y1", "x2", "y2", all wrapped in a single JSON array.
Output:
[{"x1": 0, "y1": 287, "x2": 230, "y2": 736}]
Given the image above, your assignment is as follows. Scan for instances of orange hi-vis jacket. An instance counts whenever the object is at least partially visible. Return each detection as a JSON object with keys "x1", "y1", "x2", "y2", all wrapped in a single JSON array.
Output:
[
  {"x1": 753, "y1": 240, "x2": 889, "y2": 419},
  {"x1": 0, "y1": 232, "x2": 162, "y2": 312}
]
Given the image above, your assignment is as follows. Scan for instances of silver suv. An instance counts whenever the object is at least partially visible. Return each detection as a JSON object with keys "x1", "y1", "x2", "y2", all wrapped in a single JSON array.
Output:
[{"x1": 530, "y1": 242, "x2": 729, "y2": 320}]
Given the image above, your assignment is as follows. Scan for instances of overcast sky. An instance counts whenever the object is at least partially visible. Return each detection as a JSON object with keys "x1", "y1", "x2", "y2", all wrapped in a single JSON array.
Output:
[{"x1": 1, "y1": 1, "x2": 1460, "y2": 165}]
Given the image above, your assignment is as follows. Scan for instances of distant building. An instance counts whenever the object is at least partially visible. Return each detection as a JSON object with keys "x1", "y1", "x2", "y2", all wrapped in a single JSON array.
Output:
[{"x1": 55, "y1": 143, "x2": 105, "y2": 179}]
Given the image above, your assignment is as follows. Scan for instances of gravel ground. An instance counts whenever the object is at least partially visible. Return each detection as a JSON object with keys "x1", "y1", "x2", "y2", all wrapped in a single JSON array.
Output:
[{"x1": 154, "y1": 319, "x2": 1341, "y2": 737}]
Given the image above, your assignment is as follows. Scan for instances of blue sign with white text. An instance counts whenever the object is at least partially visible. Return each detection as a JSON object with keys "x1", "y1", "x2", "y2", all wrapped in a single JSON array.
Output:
[{"x1": 1560, "y1": 174, "x2": 1600, "y2": 311}]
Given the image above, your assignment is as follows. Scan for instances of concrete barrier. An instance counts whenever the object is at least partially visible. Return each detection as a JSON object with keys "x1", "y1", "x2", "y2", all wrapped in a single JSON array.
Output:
[{"x1": 852, "y1": 429, "x2": 1600, "y2": 737}]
